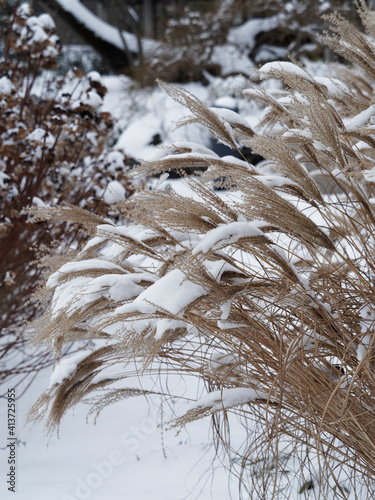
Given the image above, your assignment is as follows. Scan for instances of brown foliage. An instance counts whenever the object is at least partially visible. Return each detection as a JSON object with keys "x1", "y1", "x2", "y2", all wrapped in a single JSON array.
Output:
[{"x1": 0, "y1": 3, "x2": 135, "y2": 393}]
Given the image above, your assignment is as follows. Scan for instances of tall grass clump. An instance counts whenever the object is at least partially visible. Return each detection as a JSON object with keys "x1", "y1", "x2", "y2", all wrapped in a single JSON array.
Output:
[{"x1": 30, "y1": 2, "x2": 375, "y2": 497}]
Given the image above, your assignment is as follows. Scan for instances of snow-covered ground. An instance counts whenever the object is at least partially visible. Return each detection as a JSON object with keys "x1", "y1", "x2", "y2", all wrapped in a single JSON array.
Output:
[
  {"x1": 0, "y1": 363, "x2": 245, "y2": 500},
  {"x1": 2, "y1": 363, "x2": 370, "y2": 500}
]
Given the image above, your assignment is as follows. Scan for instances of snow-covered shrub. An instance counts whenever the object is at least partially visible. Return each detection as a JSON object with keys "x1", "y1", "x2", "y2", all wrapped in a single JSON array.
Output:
[
  {"x1": 50, "y1": 0, "x2": 353, "y2": 85},
  {"x1": 154, "y1": 2, "x2": 233, "y2": 82},
  {"x1": 30, "y1": 2, "x2": 375, "y2": 497},
  {"x1": 138, "y1": 0, "x2": 340, "y2": 83},
  {"x1": 0, "y1": 3, "x2": 135, "y2": 392},
  {"x1": 235, "y1": 0, "x2": 351, "y2": 64},
  {"x1": 145, "y1": 0, "x2": 359, "y2": 84}
]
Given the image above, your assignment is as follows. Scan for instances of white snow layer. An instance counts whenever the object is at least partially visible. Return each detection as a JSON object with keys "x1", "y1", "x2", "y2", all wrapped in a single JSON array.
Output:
[
  {"x1": 150, "y1": 141, "x2": 220, "y2": 162},
  {"x1": 49, "y1": 350, "x2": 91, "y2": 387},
  {"x1": 314, "y1": 77, "x2": 350, "y2": 96},
  {"x1": 0, "y1": 171, "x2": 10, "y2": 188},
  {"x1": 27, "y1": 128, "x2": 55, "y2": 146},
  {"x1": 363, "y1": 168, "x2": 375, "y2": 182},
  {"x1": 189, "y1": 387, "x2": 274, "y2": 413},
  {"x1": 209, "y1": 106, "x2": 254, "y2": 132},
  {"x1": 47, "y1": 259, "x2": 126, "y2": 288},
  {"x1": 55, "y1": 0, "x2": 159, "y2": 55},
  {"x1": 99, "y1": 269, "x2": 206, "y2": 339},
  {"x1": 103, "y1": 180, "x2": 127, "y2": 204},
  {"x1": 127, "y1": 269, "x2": 207, "y2": 317},
  {"x1": 192, "y1": 221, "x2": 266, "y2": 255},
  {"x1": 72, "y1": 89, "x2": 103, "y2": 109},
  {"x1": 259, "y1": 61, "x2": 315, "y2": 83},
  {"x1": 345, "y1": 104, "x2": 375, "y2": 131},
  {"x1": 52, "y1": 273, "x2": 154, "y2": 318},
  {"x1": 0, "y1": 76, "x2": 15, "y2": 94},
  {"x1": 228, "y1": 16, "x2": 281, "y2": 49}
]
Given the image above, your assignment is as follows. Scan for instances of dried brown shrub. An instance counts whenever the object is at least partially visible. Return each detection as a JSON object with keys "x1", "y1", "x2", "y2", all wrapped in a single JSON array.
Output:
[{"x1": 0, "y1": 3, "x2": 135, "y2": 394}]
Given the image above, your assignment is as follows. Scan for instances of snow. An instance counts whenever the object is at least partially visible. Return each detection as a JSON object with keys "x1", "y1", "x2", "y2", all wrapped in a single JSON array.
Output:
[
  {"x1": 345, "y1": 104, "x2": 375, "y2": 131},
  {"x1": 55, "y1": 0, "x2": 159, "y2": 55},
  {"x1": 37, "y1": 13, "x2": 56, "y2": 31},
  {"x1": 95, "y1": 224, "x2": 156, "y2": 243},
  {"x1": 210, "y1": 350, "x2": 236, "y2": 370},
  {"x1": 228, "y1": 16, "x2": 281, "y2": 50},
  {"x1": 127, "y1": 269, "x2": 207, "y2": 317},
  {"x1": 283, "y1": 128, "x2": 313, "y2": 140},
  {"x1": 72, "y1": 90, "x2": 102, "y2": 109},
  {"x1": 314, "y1": 76, "x2": 350, "y2": 96},
  {"x1": 50, "y1": 276, "x2": 92, "y2": 318},
  {"x1": 49, "y1": 350, "x2": 91, "y2": 387},
  {"x1": 150, "y1": 142, "x2": 219, "y2": 162},
  {"x1": 213, "y1": 96, "x2": 237, "y2": 109},
  {"x1": 17, "y1": 2, "x2": 32, "y2": 17},
  {"x1": 0, "y1": 171, "x2": 10, "y2": 189},
  {"x1": 210, "y1": 44, "x2": 256, "y2": 77},
  {"x1": 259, "y1": 61, "x2": 315, "y2": 83},
  {"x1": 32, "y1": 196, "x2": 47, "y2": 208},
  {"x1": 46, "y1": 259, "x2": 124, "y2": 288},
  {"x1": 219, "y1": 300, "x2": 231, "y2": 321},
  {"x1": 362, "y1": 168, "x2": 375, "y2": 182},
  {"x1": 113, "y1": 82, "x2": 211, "y2": 162},
  {"x1": 26, "y1": 128, "x2": 55, "y2": 146},
  {"x1": 88, "y1": 268, "x2": 209, "y2": 339},
  {"x1": 192, "y1": 221, "x2": 266, "y2": 255},
  {"x1": 155, "y1": 318, "x2": 186, "y2": 340},
  {"x1": 357, "y1": 335, "x2": 374, "y2": 363},
  {"x1": 42, "y1": 43, "x2": 59, "y2": 59},
  {"x1": 103, "y1": 150, "x2": 126, "y2": 172},
  {"x1": 187, "y1": 387, "x2": 274, "y2": 414},
  {"x1": 209, "y1": 106, "x2": 254, "y2": 132},
  {"x1": 87, "y1": 71, "x2": 102, "y2": 83},
  {"x1": 0, "y1": 76, "x2": 15, "y2": 95},
  {"x1": 25, "y1": 17, "x2": 49, "y2": 44},
  {"x1": 203, "y1": 259, "x2": 238, "y2": 283},
  {"x1": 0, "y1": 365, "x2": 245, "y2": 500},
  {"x1": 51, "y1": 273, "x2": 156, "y2": 318},
  {"x1": 103, "y1": 180, "x2": 127, "y2": 204},
  {"x1": 106, "y1": 275, "x2": 152, "y2": 302}
]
